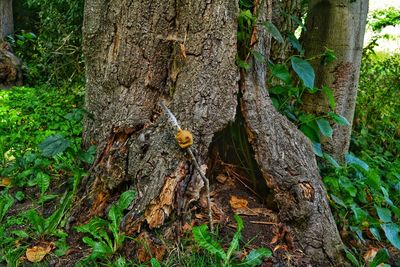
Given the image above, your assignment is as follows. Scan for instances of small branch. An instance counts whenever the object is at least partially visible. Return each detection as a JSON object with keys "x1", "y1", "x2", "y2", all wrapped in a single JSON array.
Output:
[{"x1": 159, "y1": 101, "x2": 214, "y2": 232}]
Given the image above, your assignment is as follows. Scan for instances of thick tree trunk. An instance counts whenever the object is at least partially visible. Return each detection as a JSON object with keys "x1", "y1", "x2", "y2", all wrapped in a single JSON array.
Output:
[
  {"x1": 301, "y1": 0, "x2": 368, "y2": 161},
  {"x1": 239, "y1": 1, "x2": 346, "y2": 265},
  {"x1": 0, "y1": 0, "x2": 13, "y2": 40},
  {"x1": 82, "y1": 0, "x2": 346, "y2": 265},
  {"x1": 82, "y1": 0, "x2": 238, "y2": 226}
]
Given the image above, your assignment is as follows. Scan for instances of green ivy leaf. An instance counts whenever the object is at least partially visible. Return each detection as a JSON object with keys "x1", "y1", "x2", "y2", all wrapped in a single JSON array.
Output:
[
  {"x1": 323, "y1": 153, "x2": 340, "y2": 168},
  {"x1": 322, "y1": 86, "x2": 336, "y2": 110},
  {"x1": 328, "y1": 112, "x2": 350, "y2": 126},
  {"x1": 39, "y1": 134, "x2": 70, "y2": 157},
  {"x1": 312, "y1": 143, "x2": 323, "y2": 157},
  {"x1": 291, "y1": 56, "x2": 315, "y2": 89},
  {"x1": 316, "y1": 118, "x2": 333, "y2": 138},
  {"x1": 345, "y1": 153, "x2": 369, "y2": 171},
  {"x1": 369, "y1": 227, "x2": 382, "y2": 241},
  {"x1": 263, "y1": 21, "x2": 284, "y2": 43},
  {"x1": 375, "y1": 206, "x2": 392, "y2": 223},
  {"x1": 271, "y1": 64, "x2": 292, "y2": 84},
  {"x1": 381, "y1": 223, "x2": 400, "y2": 249},
  {"x1": 287, "y1": 32, "x2": 303, "y2": 53},
  {"x1": 331, "y1": 194, "x2": 347, "y2": 208}
]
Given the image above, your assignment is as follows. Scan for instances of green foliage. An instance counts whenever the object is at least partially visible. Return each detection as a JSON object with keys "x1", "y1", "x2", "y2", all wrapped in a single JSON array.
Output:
[
  {"x1": 369, "y1": 7, "x2": 400, "y2": 32},
  {"x1": 9, "y1": 0, "x2": 84, "y2": 85},
  {"x1": 192, "y1": 215, "x2": 271, "y2": 267},
  {"x1": 75, "y1": 190, "x2": 136, "y2": 262}
]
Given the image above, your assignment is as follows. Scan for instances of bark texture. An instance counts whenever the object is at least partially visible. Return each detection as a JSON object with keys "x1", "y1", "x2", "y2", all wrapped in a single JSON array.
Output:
[
  {"x1": 82, "y1": 0, "x2": 347, "y2": 265},
  {"x1": 239, "y1": 1, "x2": 347, "y2": 265},
  {"x1": 82, "y1": 0, "x2": 238, "y2": 226},
  {"x1": 301, "y1": 0, "x2": 369, "y2": 161},
  {"x1": 0, "y1": 0, "x2": 13, "y2": 40},
  {"x1": 0, "y1": 42, "x2": 22, "y2": 89}
]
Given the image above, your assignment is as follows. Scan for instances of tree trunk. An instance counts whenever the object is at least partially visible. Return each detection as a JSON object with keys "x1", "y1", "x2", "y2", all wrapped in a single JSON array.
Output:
[
  {"x1": 240, "y1": 1, "x2": 346, "y2": 265},
  {"x1": 81, "y1": 0, "x2": 346, "y2": 265},
  {"x1": 301, "y1": 0, "x2": 369, "y2": 161},
  {"x1": 0, "y1": 0, "x2": 13, "y2": 40}
]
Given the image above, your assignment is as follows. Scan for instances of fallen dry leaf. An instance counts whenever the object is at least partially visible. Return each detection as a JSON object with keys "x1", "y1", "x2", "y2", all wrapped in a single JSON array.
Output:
[
  {"x1": 363, "y1": 247, "x2": 380, "y2": 265},
  {"x1": 26, "y1": 243, "x2": 55, "y2": 263},
  {"x1": 216, "y1": 174, "x2": 228, "y2": 183},
  {"x1": 0, "y1": 177, "x2": 11, "y2": 187},
  {"x1": 230, "y1": 196, "x2": 248, "y2": 210}
]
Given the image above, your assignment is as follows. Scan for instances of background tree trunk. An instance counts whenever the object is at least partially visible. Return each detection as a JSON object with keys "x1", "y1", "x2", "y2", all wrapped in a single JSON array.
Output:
[
  {"x1": 0, "y1": 0, "x2": 13, "y2": 40},
  {"x1": 82, "y1": 0, "x2": 347, "y2": 265},
  {"x1": 301, "y1": 0, "x2": 369, "y2": 161}
]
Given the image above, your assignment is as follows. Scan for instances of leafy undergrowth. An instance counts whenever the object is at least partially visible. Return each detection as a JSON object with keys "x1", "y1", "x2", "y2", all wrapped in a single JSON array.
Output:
[
  {"x1": 322, "y1": 52, "x2": 400, "y2": 266},
  {"x1": 0, "y1": 86, "x2": 277, "y2": 266}
]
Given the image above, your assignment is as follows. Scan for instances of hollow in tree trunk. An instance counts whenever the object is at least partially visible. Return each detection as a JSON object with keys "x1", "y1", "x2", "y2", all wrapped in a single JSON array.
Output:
[{"x1": 80, "y1": 0, "x2": 348, "y2": 265}]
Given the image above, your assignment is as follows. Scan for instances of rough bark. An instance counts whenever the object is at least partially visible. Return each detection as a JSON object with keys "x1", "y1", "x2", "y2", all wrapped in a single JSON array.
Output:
[
  {"x1": 301, "y1": 0, "x2": 369, "y2": 161},
  {"x1": 0, "y1": 0, "x2": 13, "y2": 40},
  {"x1": 239, "y1": 1, "x2": 347, "y2": 265},
  {"x1": 82, "y1": 0, "x2": 238, "y2": 226},
  {"x1": 82, "y1": 0, "x2": 347, "y2": 265},
  {"x1": 0, "y1": 42, "x2": 22, "y2": 89}
]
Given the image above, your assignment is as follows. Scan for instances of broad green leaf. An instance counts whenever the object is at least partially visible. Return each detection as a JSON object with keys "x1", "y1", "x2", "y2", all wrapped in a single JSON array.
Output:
[
  {"x1": 345, "y1": 153, "x2": 369, "y2": 171},
  {"x1": 369, "y1": 248, "x2": 389, "y2": 267},
  {"x1": 344, "y1": 248, "x2": 360, "y2": 267},
  {"x1": 322, "y1": 86, "x2": 336, "y2": 109},
  {"x1": 331, "y1": 194, "x2": 347, "y2": 208},
  {"x1": 316, "y1": 118, "x2": 333, "y2": 138},
  {"x1": 381, "y1": 223, "x2": 400, "y2": 249},
  {"x1": 39, "y1": 134, "x2": 70, "y2": 157},
  {"x1": 339, "y1": 176, "x2": 357, "y2": 197},
  {"x1": 192, "y1": 224, "x2": 226, "y2": 260},
  {"x1": 300, "y1": 125, "x2": 320, "y2": 143},
  {"x1": 24, "y1": 209, "x2": 45, "y2": 234},
  {"x1": 312, "y1": 143, "x2": 323, "y2": 157},
  {"x1": 236, "y1": 247, "x2": 272, "y2": 266},
  {"x1": 291, "y1": 56, "x2": 315, "y2": 89},
  {"x1": 271, "y1": 64, "x2": 291, "y2": 84},
  {"x1": 150, "y1": 258, "x2": 161, "y2": 267},
  {"x1": 350, "y1": 204, "x2": 368, "y2": 223},
  {"x1": 263, "y1": 21, "x2": 284, "y2": 43},
  {"x1": 369, "y1": 227, "x2": 381, "y2": 241},
  {"x1": 290, "y1": 15, "x2": 306, "y2": 30},
  {"x1": 287, "y1": 32, "x2": 303, "y2": 53},
  {"x1": 270, "y1": 85, "x2": 287, "y2": 95},
  {"x1": 375, "y1": 206, "x2": 392, "y2": 223},
  {"x1": 323, "y1": 153, "x2": 340, "y2": 168},
  {"x1": 328, "y1": 112, "x2": 350, "y2": 126}
]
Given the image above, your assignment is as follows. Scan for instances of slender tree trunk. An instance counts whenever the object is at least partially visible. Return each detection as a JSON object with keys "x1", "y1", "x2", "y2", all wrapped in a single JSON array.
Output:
[
  {"x1": 81, "y1": 0, "x2": 346, "y2": 265},
  {"x1": 0, "y1": 0, "x2": 13, "y2": 40},
  {"x1": 301, "y1": 0, "x2": 369, "y2": 161}
]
